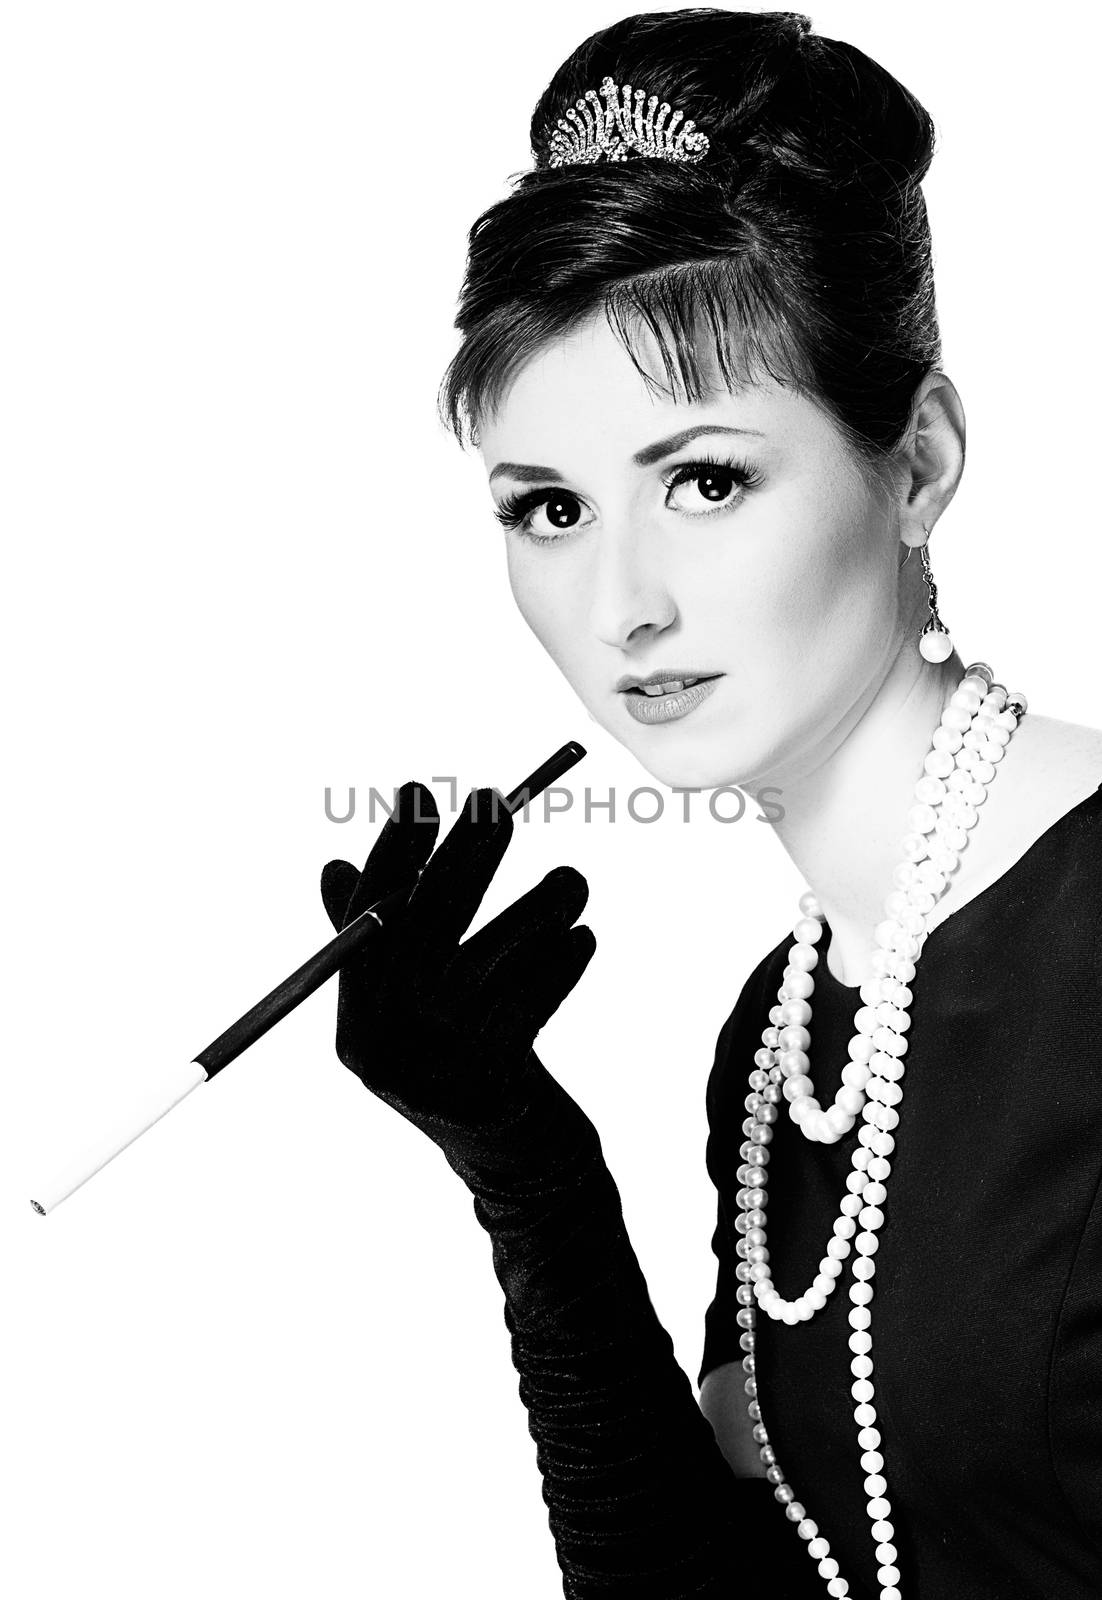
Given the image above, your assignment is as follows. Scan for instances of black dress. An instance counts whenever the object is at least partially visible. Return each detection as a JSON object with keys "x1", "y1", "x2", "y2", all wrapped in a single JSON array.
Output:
[{"x1": 699, "y1": 778, "x2": 1102, "y2": 1599}]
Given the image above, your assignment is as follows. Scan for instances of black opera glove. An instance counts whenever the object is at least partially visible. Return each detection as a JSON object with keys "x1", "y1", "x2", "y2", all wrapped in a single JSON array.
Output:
[
  {"x1": 318, "y1": 778, "x2": 600, "y2": 1182},
  {"x1": 319, "y1": 781, "x2": 760, "y2": 1596}
]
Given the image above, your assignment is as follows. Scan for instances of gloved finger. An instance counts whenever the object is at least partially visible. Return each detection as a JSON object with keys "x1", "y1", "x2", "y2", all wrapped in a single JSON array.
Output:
[
  {"x1": 456, "y1": 865, "x2": 589, "y2": 988},
  {"x1": 341, "y1": 780, "x2": 441, "y2": 928},
  {"x1": 515, "y1": 923, "x2": 597, "y2": 1037},
  {"x1": 478, "y1": 922, "x2": 597, "y2": 1048},
  {"x1": 400, "y1": 786, "x2": 514, "y2": 957},
  {"x1": 320, "y1": 859, "x2": 362, "y2": 932}
]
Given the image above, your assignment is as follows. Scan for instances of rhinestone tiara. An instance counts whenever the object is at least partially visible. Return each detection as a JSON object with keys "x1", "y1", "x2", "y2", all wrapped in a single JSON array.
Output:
[{"x1": 546, "y1": 75, "x2": 711, "y2": 169}]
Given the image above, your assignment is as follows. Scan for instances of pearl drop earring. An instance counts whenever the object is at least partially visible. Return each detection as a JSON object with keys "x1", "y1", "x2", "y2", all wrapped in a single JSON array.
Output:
[{"x1": 915, "y1": 533, "x2": 953, "y2": 663}]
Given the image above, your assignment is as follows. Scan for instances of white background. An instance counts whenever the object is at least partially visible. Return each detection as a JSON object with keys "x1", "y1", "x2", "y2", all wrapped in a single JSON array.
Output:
[{"x1": 3, "y1": 3, "x2": 1099, "y2": 1596}]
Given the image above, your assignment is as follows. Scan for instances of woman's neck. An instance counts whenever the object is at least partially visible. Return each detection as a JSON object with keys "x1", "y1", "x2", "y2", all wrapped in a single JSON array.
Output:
[{"x1": 761, "y1": 649, "x2": 965, "y2": 988}]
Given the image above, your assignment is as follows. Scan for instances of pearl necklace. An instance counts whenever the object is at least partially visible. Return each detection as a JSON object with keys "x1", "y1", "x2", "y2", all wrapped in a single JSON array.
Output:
[{"x1": 734, "y1": 662, "x2": 1027, "y2": 1600}]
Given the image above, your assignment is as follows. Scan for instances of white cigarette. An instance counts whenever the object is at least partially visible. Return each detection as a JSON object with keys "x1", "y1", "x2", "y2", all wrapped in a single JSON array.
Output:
[{"x1": 30, "y1": 1059, "x2": 210, "y2": 1215}]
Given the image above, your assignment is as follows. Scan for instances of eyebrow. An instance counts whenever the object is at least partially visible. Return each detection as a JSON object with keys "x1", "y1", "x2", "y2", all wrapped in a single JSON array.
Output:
[{"x1": 488, "y1": 424, "x2": 766, "y2": 486}]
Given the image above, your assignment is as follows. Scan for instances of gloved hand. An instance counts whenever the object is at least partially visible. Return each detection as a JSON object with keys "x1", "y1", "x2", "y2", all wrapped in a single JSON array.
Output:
[
  {"x1": 319, "y1": 778, "x2": 768, "y2": 1597},
  {"x1": 319, "y1": 778, "x2": 600, "y2": 1187}
]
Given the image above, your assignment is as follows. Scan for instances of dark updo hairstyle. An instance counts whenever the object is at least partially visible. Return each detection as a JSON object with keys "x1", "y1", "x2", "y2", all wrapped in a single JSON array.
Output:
[{"x1": 437, "y1": 8, "x2": 941, "y2": 489}]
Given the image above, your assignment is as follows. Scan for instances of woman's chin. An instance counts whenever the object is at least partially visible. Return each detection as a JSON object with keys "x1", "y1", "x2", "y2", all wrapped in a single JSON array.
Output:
[
  {"x1": 583, "y1": 697, "x2": 773, "y2": 793},
  {"x1": 619, "y1": 731, "x2": 756, "y2": 795}
]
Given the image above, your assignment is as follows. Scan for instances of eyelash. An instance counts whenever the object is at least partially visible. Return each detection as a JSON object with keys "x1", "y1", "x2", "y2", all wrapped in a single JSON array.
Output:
[{"x1": 492, "y1": 454, "x2": 764, "y2": 546}]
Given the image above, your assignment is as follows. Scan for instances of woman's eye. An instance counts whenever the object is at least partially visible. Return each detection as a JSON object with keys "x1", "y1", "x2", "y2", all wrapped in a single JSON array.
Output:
[
  {"x1": 492, "y1": 490, "x2": 594, "y2": 545},
  {"x1": 664, "y1": 461, "x2": 755, "y2": 515}
]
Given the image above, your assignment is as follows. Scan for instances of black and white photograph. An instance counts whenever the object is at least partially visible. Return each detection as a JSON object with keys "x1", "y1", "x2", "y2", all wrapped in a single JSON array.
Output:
[{"x1": 6, "y1": 4, "x2": 1101, "y2": 1597}]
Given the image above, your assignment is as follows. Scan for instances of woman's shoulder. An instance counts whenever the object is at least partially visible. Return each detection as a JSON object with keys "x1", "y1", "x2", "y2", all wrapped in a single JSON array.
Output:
[
  {"x1": 704, "y1": 930, "x2": 792, "y2": 1116},
  {"x1": 923, "y1": 712, "x2": 1102, "y2": 940},
  {"x1": 1003, "y1": 713, "x2": 1102, "y2": 812},
  {"x1": 1008, "y1": 712, "x2": 1102, "y2": 787},
  {"x1": 994, "y1": 712, "x2": 1102, "y2": 880}
]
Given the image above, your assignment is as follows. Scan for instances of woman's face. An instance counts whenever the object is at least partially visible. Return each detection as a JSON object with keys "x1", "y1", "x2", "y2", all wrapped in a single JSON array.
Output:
[{"x1": 478, "y1": 313, "x2": 905, "y2": 793}]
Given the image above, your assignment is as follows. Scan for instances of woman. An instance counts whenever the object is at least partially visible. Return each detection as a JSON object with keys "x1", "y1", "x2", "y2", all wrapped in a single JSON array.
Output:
[{"x1": 321, "y1": 10, "x2": 1102, "y2": 1597}]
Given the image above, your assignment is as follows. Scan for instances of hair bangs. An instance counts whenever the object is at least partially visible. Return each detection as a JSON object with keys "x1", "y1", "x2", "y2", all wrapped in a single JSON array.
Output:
[
  {"x1": 437, "y1": 258, "x2": 818, "y2": 453},
  {"x1": 601, "y1": 258, "x2": 816, "y2": 411}
]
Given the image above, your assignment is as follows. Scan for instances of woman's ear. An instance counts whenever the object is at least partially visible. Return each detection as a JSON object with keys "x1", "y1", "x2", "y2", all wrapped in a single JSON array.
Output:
[{"x1": 898, "y1": 371, "x2": 966, "y2": 547}]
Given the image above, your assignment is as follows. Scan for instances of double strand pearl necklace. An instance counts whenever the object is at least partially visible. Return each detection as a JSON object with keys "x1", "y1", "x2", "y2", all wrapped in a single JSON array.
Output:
[{"x1": 732, "y1": 662, "x2": 1027, "y2": 1600}]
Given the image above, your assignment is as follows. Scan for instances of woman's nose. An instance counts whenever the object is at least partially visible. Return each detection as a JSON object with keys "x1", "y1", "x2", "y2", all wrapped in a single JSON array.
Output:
[{"x1": 587, "y1": 519, "x2": 677, "y2": 648}]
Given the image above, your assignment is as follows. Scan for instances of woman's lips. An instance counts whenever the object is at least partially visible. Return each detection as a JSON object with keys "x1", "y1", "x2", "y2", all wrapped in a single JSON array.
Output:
[{"x1": 621, "y1": 676, "x2": 723, "y2": 724}]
